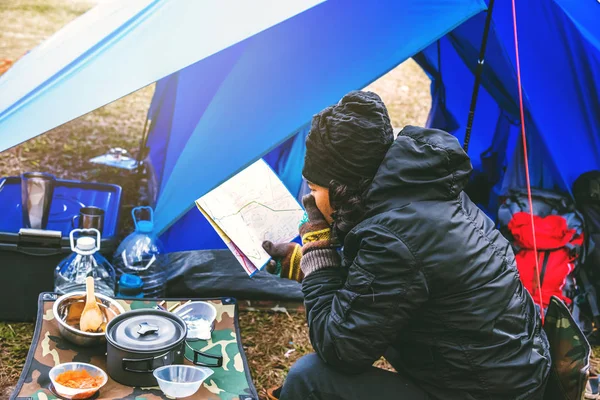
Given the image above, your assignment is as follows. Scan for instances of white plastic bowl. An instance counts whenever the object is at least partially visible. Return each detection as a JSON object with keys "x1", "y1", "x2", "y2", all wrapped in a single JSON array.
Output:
[
  {"x1": 173, "y1": 301, "x2": 217, "y2": 340},
  {"x1": 153, "y1": 365, "x2": 214, "y2": 398},
  {"x1": 49, "y1": 362, "x2": 107, "y2": 399}
]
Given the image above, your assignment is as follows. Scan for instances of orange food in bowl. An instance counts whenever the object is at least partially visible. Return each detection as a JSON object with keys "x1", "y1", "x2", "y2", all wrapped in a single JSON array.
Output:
[{"x1": 55, "y1": 369, "x2": 104, "y2": 389}]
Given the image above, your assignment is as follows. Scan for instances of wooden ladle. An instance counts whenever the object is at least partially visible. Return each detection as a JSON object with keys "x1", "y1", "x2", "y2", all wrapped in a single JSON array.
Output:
[{"x1": 79, "y1": 276, "x2": 104, "y2": 333}]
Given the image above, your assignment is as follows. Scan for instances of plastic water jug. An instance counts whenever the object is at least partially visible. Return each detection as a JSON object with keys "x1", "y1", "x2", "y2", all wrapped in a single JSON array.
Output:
[
  {"x1": 54, "y1": 229, "x2": 116, "y2": 297},
  {"x1": 112, "y1": 206, "x2": 166, "y2": 298}
]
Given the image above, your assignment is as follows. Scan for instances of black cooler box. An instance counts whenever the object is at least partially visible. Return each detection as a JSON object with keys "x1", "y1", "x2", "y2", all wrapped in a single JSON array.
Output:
[{"x1": 0, "y1": 176, "x2": 122, "y2": 321}]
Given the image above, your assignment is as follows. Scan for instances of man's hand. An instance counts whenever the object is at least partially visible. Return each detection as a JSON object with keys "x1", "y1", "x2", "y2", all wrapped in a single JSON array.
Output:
[
  {"x1": 262, "y1": 240, "x2": 303, "y2": 282},
  {"x1": 299, "y1": 195, "x2": 336, "y2": 248},
  {"x1": 298, "y1": 195, "x2": 341, "y2": 278},
  {"x1": 262, "y1": 194, "x2": 338, "y2": 282}
]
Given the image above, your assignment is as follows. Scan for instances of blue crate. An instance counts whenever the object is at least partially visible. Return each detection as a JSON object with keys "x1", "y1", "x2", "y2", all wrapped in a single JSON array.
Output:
[
  {"x1": 0, "y1": 176, "x2": 121, "y2": 238},
  {"x1": 0, "y1": 176, "x2": 123, "y2": 321}
]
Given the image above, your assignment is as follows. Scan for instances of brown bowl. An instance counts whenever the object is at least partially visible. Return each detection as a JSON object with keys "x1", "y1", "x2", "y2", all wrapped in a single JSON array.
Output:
[{"x1": 53, "y1": 292, "x2": 125, "y2": 347}]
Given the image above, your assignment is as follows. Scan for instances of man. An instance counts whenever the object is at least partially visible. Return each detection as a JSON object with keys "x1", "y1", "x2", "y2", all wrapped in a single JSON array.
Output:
[{"x1": 263, "y1": 90, "x2": 550, "y2": 399}]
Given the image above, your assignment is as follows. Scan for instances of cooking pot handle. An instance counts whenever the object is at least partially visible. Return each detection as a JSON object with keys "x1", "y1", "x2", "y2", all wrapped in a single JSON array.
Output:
[
  {"x1": 191, "y1": 348, "x2": 223, "y2": 368},
  {"x1": 122, "y1": 351, "x2": 173, "y2": 373}
]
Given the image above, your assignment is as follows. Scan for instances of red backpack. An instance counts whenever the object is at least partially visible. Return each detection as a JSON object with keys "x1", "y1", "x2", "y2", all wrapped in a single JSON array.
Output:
[{"x1": 508, "y1": 212, "x2": 584, "y2": 309}]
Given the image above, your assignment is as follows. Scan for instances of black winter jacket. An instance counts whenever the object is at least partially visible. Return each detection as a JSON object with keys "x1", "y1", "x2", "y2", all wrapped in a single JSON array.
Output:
[{"x1": 302, "y1": 126, "x2": 551, "y2": 400}]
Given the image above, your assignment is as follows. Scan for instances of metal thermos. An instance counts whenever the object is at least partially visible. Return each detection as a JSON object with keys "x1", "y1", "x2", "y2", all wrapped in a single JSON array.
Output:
[{"x1": 21, "y1": 172, "x2": 55, "y2": 229}]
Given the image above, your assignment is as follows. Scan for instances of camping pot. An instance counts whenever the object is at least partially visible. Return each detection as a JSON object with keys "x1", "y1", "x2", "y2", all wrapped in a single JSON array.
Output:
[
  {"x1": 105, "y1": 309, "x2": 222, "y2": 387},
  {"x1": 53, "y1": 292, "x2": 125, "y2": 347}
]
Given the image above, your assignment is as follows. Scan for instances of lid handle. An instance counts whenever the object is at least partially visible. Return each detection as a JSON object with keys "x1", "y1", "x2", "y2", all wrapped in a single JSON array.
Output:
[
  {"x1": 69, "y1": 228, "x2": 101, "y2": 255},
  {"x1": 132, "y1": 206, "x2": 154, "y2": 231},
  {"x1": 137, "y1": 322, "x2": 159, "y2": 336}
]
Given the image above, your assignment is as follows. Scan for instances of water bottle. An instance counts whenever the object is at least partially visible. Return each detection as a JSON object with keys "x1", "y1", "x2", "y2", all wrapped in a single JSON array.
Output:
[
  {"x1": 54, "y1": 229, "x2": 116, "y2": 297},
  {"x1": 112, "y1": 206, "x2": 167, "y2": 298}
]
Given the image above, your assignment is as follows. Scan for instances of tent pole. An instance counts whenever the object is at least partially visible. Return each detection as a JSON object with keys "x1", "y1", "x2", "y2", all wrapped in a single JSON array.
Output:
[
  {"x1": 463, "y1": 0, "x2": 496, "y2": 153},
  {"x1": 437, "y1": 40, "x2": 445, "y2": 107},
  {"x1": 136, "y1": 117, "x2": 149, "y2": 169}
]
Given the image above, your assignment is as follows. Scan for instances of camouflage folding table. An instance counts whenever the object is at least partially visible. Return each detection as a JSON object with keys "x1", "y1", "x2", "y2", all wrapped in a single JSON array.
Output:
[{"x1": 12, "y1": 293, "x2": 258, "y2": 400}]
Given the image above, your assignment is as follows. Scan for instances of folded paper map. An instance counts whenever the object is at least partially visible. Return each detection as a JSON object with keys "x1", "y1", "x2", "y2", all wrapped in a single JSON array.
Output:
[{"x1": 196, "y1": 159, "x2": 304, "y2": 276}]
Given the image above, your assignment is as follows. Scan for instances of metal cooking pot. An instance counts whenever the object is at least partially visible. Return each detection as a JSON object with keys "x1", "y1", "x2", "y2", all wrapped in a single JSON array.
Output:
[
  {"x1": 53, "y1": 292, "x2": 125, "y2": 347},
  {"x1": 105, "y1": 309, "x2": 222, "y2": 387}
]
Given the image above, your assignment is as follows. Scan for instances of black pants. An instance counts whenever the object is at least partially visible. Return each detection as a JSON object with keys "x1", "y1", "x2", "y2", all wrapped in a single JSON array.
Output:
[{"x1": 279, "y1": 353, "x2": 429, "y2": 400}]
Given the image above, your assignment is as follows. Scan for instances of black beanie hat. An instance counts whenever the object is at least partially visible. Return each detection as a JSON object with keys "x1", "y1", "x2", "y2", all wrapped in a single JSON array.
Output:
[{"x1": 302, "y1": 90, "x2": 394, "y2": 189}]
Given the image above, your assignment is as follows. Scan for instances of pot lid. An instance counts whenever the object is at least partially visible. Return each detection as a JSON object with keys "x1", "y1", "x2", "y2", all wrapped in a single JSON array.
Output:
[{"x1": 106, "y1": 309, "x2": 186, "y2": 352}]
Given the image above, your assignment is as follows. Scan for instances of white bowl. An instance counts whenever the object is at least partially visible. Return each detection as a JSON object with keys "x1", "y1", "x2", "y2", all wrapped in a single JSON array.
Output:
[
  {"x1": 173, "y1": 301, "x2": 217, "y2": 341},
  {"x1": 153, "y1": 365, "x2": 214, "y2": 398},
  {"x1": 49, "y1": 362, "x2": 108, "y2": 399}
]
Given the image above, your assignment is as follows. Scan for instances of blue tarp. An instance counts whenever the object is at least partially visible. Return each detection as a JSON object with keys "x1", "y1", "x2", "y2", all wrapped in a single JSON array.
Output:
[
  {"x1": 0, "y1": 0, "x2": 486, "y2": 253},
  {"x1": 0, "y1": 0, "x2": 325, "y2": 151}
]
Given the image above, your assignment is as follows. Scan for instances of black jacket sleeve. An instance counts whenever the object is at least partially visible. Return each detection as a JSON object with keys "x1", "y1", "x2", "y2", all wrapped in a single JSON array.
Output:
[{"x1": 301, "y1": 223, "x2": 429, "y2": 373}]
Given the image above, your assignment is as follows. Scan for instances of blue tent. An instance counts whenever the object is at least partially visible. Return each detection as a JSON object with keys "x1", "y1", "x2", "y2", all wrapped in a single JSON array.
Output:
[
  {"x1": 0, "y1": 0, "x2": 487, "y2": 252},
  {"x1": 414, "y1": 0, "x2": 600, "y2": 217},
  {"x1": 0, "y1": 0, "x2": 598, "y2": 255},
  {"x1": 148, "y1": 0, "x2": 600, "y2": 252}
]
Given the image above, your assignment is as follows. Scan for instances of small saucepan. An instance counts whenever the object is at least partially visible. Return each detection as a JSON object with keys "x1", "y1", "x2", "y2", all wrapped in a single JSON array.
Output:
[
  {"x1": 105, "y1": 309, "x2": 222, "y2": 387},
  {"x1": 53, "y1": 292, "x2": 125, "y2": 347}
]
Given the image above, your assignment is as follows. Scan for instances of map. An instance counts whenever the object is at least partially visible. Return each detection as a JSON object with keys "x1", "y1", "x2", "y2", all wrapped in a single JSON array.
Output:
[{"x1": 196, "y1": 159, "x2": 304, "y2": 276}]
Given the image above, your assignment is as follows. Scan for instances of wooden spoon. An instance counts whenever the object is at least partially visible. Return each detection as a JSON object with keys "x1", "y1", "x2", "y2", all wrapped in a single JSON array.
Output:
[{"x1": 79, "y1": 276, "x2": 104, "y2": 333}]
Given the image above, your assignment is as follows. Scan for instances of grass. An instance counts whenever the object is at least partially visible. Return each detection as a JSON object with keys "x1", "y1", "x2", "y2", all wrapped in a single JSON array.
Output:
[
  {"x1": 240, "y1": 311, "x2": 312, "y2": 396},
  {"x1": 0, "y1": 0, "x2": 431, "y2": 398},
  {"x1": 0, "y1": 323, "x2": 34, "y2": 398}
]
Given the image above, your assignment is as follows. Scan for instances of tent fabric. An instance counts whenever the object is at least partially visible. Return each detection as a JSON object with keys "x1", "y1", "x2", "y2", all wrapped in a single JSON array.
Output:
[
  {"x1": 2, "y1": 0, "x2": 598, "y2": 263},
  {"x1": 415, "y1": 0, "x2": 600, "y2": 217},
  {"x1": 0, "y1": 0, "x2": 325, "y2": 152},
  {"x1": 145, "y1": 66, "x2": 311, "y2": 252},
  {"x1": 153, "y1": 125, "x2": 310, "y2": 252},
  {"x1": 147, "y1": 0, "x2": 487, "y2": 235},
  {"x1": 0, "y1": 0, "x2": 487, "y2": 244},
  {"x1": 147, "y1": 0, "x2": 599, "y2": 246},
  {"x1": 166, "y1": 249, "x2": 303, "y2": 301}
]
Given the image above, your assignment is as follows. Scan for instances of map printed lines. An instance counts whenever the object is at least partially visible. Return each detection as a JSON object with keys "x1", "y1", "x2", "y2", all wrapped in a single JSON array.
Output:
[{"x1": 212, "y1": 200, "x2": 303, "y2": 222}]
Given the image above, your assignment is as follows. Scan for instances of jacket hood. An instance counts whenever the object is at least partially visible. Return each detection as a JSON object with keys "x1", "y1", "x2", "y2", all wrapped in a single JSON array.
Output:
[{"x1": 365, "y1": 125, "x2": 472, "y2": 215}]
